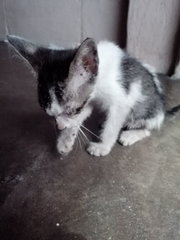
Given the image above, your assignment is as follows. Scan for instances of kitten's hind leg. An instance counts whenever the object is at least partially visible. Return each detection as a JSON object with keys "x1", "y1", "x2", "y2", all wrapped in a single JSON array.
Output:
[
  {"x1": 119, "y1": 110, "x2": 165, "y2": 146},
  {"x1": 119, "y1": 129, "x2": 151, "y2": 146}
]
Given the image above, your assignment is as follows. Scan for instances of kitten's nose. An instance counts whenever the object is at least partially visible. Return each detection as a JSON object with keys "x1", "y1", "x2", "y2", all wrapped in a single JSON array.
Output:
[{"x1": 56, "y1": 119, "x2": 66, "y2": 130}]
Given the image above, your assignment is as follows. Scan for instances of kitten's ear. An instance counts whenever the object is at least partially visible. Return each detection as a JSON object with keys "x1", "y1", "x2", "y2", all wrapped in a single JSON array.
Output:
[
  {"x1": 7, "y1": 35, "x2": 41, "y2": 71},
  {"x1": 68, "y1": 38, "x2": 99, "y2": 88}
]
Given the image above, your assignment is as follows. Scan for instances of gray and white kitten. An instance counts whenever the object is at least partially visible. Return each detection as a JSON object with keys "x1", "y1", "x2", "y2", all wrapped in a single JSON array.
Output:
[{"x1": 7, "y1": 36, "x2": 180, "y2": 157}]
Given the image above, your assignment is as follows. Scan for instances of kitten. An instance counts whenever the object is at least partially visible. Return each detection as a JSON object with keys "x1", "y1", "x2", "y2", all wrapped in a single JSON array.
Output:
[{"x1": 7, "y1": 35, "x2": 180, "y2": 157}]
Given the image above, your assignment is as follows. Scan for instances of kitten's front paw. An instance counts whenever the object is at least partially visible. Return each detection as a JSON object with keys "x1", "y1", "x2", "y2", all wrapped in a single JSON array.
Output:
[
  {"x1": 87, "y1": 142, "x2": 111, "y2": 157},
  {"x1": 57, "y1": 134, "x2": 75, "y2": 155}
]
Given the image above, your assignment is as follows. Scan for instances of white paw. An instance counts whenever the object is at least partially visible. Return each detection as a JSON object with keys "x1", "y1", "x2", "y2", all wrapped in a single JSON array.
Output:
[
  {"x1": 86, "y1": 142, "x2": 111, "y2": 157},
  {"x1": 57, "y1": 134, "x2": 76, "y2": 155},
  {"x1": 119, "y1": 131, "x2": 137, "y2": 146},
  {"x1": 119, "y1": 130, "x2": 150, "y2": 146}
]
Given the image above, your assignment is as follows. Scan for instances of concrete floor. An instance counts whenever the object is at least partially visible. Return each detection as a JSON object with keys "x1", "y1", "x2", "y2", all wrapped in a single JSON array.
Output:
[{"x1": 0, "y1": 42, "x2": 180, "y2": 240}]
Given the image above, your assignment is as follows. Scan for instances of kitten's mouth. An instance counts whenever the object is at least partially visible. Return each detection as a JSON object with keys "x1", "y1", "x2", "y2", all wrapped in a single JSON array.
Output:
[
  {"x1": 53, "y1": 120, "x2": 67, "y2": 132},
  {"x1": 55, "y1": 119, "x2": 67, "y2": 130}
]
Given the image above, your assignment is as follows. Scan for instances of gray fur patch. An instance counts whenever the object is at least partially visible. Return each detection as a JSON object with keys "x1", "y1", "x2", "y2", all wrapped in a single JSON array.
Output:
[{"x1": 121, "y1": 55, "x2": 165, "y2": 126}]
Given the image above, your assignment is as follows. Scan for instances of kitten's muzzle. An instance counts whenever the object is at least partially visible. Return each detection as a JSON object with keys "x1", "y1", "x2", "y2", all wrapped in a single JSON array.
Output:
[{"x1": 55, "y1": 118, "x2": 67, "y2": 130}]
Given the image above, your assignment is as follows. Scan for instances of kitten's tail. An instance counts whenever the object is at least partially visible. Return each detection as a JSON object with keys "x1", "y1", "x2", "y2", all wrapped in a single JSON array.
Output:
[{"x1": 166, "y1": 105, "x2": 180, "y2": 120}]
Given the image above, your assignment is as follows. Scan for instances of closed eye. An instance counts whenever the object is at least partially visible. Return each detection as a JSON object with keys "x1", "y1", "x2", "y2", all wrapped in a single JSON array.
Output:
[
  {"x1": 75, "y1": 106, "x2": 83, "y2": 114},
  {"x1": 65, "y1": 106, "x2": 83, "y2": 117},
  {"x1": 65, "y1": 100, "x2": 88, "y2": 117}
]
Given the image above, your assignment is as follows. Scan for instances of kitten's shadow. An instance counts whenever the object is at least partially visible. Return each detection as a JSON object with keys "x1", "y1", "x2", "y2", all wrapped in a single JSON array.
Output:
[
  {"x1": 0, "y1": 215, "x2": 87, "y2": 240},
  {"x1": 17, "y1": 106, "x2": 105, "y2": 155},
  {"x1": 0, "y1": 111, "x2": 56, "y2": 204},
  {"x1": 18, "y1": 111, "x2": 57, "y2": 151},
  {"x1": 48, "y1": 228, "x2": 87, "y2": 240}
]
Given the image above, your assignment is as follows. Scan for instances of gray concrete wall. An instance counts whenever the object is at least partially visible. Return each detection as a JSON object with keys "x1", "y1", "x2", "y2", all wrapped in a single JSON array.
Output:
[
  {"x1": 0, "y1": 0, "x2": 179, "y2": 73},
  {"x1": 127, "y1": 0, "x2": 180, "y2": 73},
  {"x1": 81, "y1": 0, "x2": 127, "y2": 45},
  {"x1": 0, "y1": 0, "x2": 6, "y2": 39},
  {"x1": 5, "y1": 0, "x2": 81, "y2": 47},
  {"x1": 4, "y1": 0, "x2": 125, "y2": 48}
]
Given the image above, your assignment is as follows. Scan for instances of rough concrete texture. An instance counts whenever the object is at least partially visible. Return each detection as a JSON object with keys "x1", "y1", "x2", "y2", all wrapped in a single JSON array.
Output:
[{"x1": 0, "y1": 42, "x2": 180, "y2": 240}]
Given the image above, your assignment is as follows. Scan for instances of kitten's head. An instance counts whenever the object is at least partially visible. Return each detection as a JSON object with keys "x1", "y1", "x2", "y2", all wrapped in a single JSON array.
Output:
[{"x1": 7, "y1": 35, "x2": 99, "y2": 129}]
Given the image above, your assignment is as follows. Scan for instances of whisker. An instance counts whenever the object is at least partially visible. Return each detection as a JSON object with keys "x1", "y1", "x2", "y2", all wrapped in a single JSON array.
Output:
[
  {"x1": 77, "y1": 135, "x2": 82, "y2": 150},
  {"x1": 81, "y1": 125, "x2": 100, "y2": 139},
  {"x1": 78, "y1": 131, "x2": 85, "y2": 145},
  {"x1": 79, "y1": 128, "x2": 89, "y2": 142}
]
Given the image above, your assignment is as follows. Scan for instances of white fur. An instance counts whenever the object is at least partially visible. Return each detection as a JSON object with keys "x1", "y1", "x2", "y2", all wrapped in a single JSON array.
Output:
[
  {"x1": 146, "y1": 111, "x2": 165, "y2": 130},
  {"x1": 88, "y1": 80, "x2": 145, "y2": 156},
  {"x1": 87, "y1": 142, "x2": 111, "y2": 157},
  {"x1": 153, "y1": 76, "x2": 163, "y2": 93},
  {"x1": 56, "y1": 106, "x2": 92, "y2": 154},
  {"x1": 86, "y1": 42, "x2": 147, "y2": 156},
  {"x1": 87, "y1": 42, "x2": 127, "y2": 155},
  {"x1": 46, "y1": 88, "x2": 63, "y2": 117},
  {"x1": 57, "y1": 127, "x2": 78, "y2": 155},
  {"x1": 94, "y1": 42, "x2": 144, "y2": 109},
  {"x1": 171, "y1": 60, "x2": 180, "y2": 80},
  {"x1": 119, "y1": 129, "x2": 151, "y2": 146},
  {"x1": 93, "y1": 41, "x2": 124, "y2": 109}
]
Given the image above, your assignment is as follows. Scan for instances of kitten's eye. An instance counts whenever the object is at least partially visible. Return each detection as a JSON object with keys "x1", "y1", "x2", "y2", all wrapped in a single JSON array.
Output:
[
  {"x1": 75, "y1": 106, "x2": 82, "y2": 114},
  {"x1": 65, "y1": 106, "x2": 82, "y2": 117},
  {"x1": 55, "y1": 85, "x2": 64, "y2": 102},
  {"x1": 65, "y1": 101, "x2": 87, "y2": 117}
]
